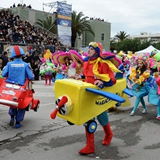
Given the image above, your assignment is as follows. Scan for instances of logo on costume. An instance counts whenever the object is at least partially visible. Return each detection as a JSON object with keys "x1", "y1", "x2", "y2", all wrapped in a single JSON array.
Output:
[
  {"x1": 95, "y1": 97, "x2": 111, "y2": 105},
  {"x1": 95, "y1": 92, "x2": 120, "y2": 105},
  {"x1": 11, "y1": 64, "x2": 24, "y2": 67}
]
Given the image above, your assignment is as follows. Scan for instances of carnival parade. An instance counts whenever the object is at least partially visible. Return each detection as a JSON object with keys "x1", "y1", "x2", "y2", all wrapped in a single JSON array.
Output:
[{"x1": 1, "y1": 1, "x2": 160, "y2": 160}]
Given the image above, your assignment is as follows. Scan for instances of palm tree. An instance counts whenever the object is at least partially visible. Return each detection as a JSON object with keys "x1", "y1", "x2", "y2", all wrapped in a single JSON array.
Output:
[
  {"x1": 114, "y1": 31, "x2": 129, "y2": 42},
  {"x1": 35, "y1": 16, "x2": 57, "y2": 34},
  {"x1": 71, "y1": 11, "x2": 94, "y2": 47}
]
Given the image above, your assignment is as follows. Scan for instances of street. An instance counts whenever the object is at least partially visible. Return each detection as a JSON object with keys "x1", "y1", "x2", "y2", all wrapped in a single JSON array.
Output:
[{"x1": 0, "y1": 80, "x2": 160, "y2": 160}]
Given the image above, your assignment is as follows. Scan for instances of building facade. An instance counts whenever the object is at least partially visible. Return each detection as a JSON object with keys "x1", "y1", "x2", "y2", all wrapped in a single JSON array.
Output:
[
  {"x1": 80, "y1": 19, "x2": 111, "y2": 51},
  {"x1": 132, "y1": 32, "x2": 160, "y2": 43}
]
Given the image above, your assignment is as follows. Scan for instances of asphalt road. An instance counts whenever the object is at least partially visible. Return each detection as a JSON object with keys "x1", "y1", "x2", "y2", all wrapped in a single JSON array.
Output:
[{"x1": 0, "y1": 80, "x2": 160, "y2": 160}]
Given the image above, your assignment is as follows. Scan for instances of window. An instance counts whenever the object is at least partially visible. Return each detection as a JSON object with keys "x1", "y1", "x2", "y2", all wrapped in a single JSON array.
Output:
[{"x1": 101, "y1": 33, "x2": 105, "y2": 41}]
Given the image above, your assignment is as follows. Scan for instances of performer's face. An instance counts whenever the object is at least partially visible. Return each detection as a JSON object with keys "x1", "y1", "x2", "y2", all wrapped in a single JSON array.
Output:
[
  {"x1": 138, "y1": 61, "x2": 144, "y2": 68},
  {"x1": 88, "y1": 47, "x2": 96, "y2": 57}
]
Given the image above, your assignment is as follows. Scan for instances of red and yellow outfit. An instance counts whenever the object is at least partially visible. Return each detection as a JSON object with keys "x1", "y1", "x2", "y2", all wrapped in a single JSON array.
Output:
[
  {"x1": 83, "y1": 57, "x2": 120, "y2": 85},
  {"x1": 79, "y1": 56, "x2": 121, "y2": 155}
]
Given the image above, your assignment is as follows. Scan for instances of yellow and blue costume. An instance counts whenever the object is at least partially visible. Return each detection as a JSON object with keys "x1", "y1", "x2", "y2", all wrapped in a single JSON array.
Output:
[{"x1": 127, "y1": 57, "x2": 150, "y2": 116}]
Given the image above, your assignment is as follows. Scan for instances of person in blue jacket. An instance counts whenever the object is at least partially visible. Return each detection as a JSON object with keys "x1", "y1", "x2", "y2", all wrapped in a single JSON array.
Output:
[{"x1": 2, "y1": 45, "x2": 34, "y2": 128}]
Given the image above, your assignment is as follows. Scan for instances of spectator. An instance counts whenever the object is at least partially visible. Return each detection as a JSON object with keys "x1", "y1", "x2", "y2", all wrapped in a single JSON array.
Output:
[
  {"x1": 2, "y1": 51, "x2": 9, "y2": 69},
  {"x1": 13, "y1": 3, "x2": 16, "y2": 8},
  {"x1": 0, "y1": 9, "x2": 66, "y2": 52}
]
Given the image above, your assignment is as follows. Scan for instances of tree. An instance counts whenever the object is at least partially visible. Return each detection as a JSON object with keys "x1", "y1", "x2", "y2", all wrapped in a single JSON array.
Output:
[
  {"x1": 71, "y1": 11, "x2": 94, "y2": 47},
  {"x1": 115, "y1": 38, "x2": 142, "y2": 52},
  {"x1": 35, "y1": 16, "x2": 57, "y2": 34},
  {"x1": 114, "y1": 31, "x2": 130, "y2": 42}
]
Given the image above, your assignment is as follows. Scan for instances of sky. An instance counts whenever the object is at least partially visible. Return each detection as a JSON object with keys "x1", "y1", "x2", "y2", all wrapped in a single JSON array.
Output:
[{"x1": 1, "y1": 0, "x2": 160, "y2": 37}]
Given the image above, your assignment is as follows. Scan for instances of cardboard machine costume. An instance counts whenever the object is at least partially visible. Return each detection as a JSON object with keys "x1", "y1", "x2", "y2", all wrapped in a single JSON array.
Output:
[
  {"x1": 50, "y1": 42, "x2": 132, "y2": 155},
  {"x1": 78, "y1": 42, "x2": 122, "y2": 155},
  {"x1": 2, "y1": 46, "x2": 34, "y2": 128}
]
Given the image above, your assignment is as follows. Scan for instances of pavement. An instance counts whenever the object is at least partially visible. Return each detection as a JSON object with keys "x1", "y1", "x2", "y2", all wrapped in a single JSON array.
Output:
[{"x1": 0, "y1": 80, "x2": 160, "y2": 160}]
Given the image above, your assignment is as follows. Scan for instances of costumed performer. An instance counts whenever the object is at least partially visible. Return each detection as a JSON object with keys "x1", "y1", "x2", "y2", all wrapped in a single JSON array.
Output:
[
  {"x1": 127, "y1": 55, "x2": 150, "y2": 116},
  {"x1": 69, "y1": 50, "x2": 83, "y2": 76},
  {"x1": 43, "y1": 49, "x2": 52, "y2": 61},
  {"x1": 2, "y1": 45, "x2": 34, "y2": 128},
  {"x1": 57, "y1": 52, "x2": 76, "y2": 78},
  {"x1": 78, "y1": 42, "x2": 122, "y2": 155},
  {"x1": 121, "y1": 54, "x2": 131, "y2": 77},
  {"x1": 57, "y1": 51, "x2": 83, "y2": 79},
  {"x1": 40, "y1": 58, "x2": 55, "y2": 86},
  {"x1": 146, "y1": 53, "x2": 160, "y2": 120},
  {"x1": 100, "y1": 51, "x2": 123, "y2": 112}
]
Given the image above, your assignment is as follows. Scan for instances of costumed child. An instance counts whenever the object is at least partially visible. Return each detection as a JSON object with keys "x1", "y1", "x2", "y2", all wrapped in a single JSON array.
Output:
[
  {"x1": 2, "y1": 45, "x2": 34, "y2": 128},
  {"x1": 62, "y1": 56, "x2": 77, "y2": 78},
  {"x1": 69, "y1": 50, "x2": 84, "y2": 77},
  {"x1": 56, "y1": 52, "x2": 76, "y2": 78},
  {"x1": 57, "y1": 51, "x2": 83, "y2": 79},
  {"x1": 40, "y1": 58, "x2": 55, "y2": 86},
  {"x1": 127, "y1": 55, "x2": 150, "y2": 116},
  {"x1": 78, "y1": 42, "x2": 122, "y2": 155}
]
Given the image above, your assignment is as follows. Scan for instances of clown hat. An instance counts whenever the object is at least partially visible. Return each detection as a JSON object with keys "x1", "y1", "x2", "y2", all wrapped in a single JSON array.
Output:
[
  {"x1": 57, "y1": 52, "x2": 72, "y2": 64},
  {"x1": 101, "y1": 51, "x2": 115, "y2": 59},
  {"x1": 89, "y1": 42, "x2": 103, "y2": 56},
  {"x1": 11, "y1": 45, "x2": 25, "y2": 58},
  {"x1": 69, "y1": 50, "x2": 83, "y2": 64},
  {"x1": 102, "y1": 51, "x2": 122, "y2": 67}
]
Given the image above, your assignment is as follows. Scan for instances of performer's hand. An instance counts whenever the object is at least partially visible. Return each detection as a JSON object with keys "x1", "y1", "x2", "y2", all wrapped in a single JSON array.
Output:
[
  {"x1": 94, "y1": 80, "x2": 103, "y2": 87},
  {"x1": 131, "y1": 82, "x2": 137, "y2": 87},
  {"x1": 75, "y1": 75, "x2": 81, "y2": 80}
]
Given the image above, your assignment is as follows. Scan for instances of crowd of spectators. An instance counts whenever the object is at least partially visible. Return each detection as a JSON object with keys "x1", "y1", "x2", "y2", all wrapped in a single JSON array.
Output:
[
  {"x1": 0, "y1": 9, "x2": 67, "y2": 52},
  {"x1": 11, "y1": 3, "x2": 32, "y2": 9},
  {"x1": 90, "y1": 17, "x2": 104, "y2": 21},
  {"x1": 0, "y1": 47, "x2": 43, "y2": 81}
]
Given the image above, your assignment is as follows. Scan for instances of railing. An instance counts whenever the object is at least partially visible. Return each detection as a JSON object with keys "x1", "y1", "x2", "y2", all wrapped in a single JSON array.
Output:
[{"x1": 0, "y1": 42, "x2": 79, "y2": 55}]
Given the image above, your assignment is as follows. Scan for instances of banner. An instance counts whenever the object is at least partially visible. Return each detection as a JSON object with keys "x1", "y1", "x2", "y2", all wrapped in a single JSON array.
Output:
[{"x1": 57, "y1": 2, "x2": 72, "y2": 46}]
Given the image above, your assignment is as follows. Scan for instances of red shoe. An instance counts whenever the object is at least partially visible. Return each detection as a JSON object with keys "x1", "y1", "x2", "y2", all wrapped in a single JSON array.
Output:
[
  {"x1": 102, "y1": 123, "x2": 113, "y2": 145},
  {"x1": 79, "y1": 128, "x2": 94, "y2": 155}
]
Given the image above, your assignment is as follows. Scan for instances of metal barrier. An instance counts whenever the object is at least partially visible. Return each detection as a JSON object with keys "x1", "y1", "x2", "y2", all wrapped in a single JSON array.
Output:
[{"x1": 0, "y1": 42, "x2": 79, "y2": 56}]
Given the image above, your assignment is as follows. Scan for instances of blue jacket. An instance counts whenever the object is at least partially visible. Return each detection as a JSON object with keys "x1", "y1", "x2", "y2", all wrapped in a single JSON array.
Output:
[{"x1": 2, "y1": 58, "x2": 34, "y2": 85}]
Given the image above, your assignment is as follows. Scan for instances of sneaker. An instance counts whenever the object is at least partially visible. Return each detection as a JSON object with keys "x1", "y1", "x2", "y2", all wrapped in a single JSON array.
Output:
[
  {"x1": 142, "y1": 109, "x2": 147, "y2": 114},
  {"x1": 15, "y1": 123, "x2": 22, "y2": 129},
  {"x1": 9, "y1": 118, "x2": 14, "y2": 126},
  {"x1": 130, "y1": 111, "x2": 135, "y2": 116}
]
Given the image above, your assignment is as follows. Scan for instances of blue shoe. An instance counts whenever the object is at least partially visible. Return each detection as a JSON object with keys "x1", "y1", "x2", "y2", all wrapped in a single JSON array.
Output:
[
  {"x1": 9, "y1": 118, "x2": 14, "y2": 126},
  {"x1": 15, "y1": 123, "x2": 22, "y2": 129}
]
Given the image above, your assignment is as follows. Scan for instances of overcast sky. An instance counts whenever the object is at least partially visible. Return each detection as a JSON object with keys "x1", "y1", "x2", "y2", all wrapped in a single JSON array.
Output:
[{"x1": 2, "y1": 0, "x2": 160, "y2": 37}]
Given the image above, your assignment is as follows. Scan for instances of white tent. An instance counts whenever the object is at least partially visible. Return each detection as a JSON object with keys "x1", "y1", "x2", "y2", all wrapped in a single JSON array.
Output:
[{"x1": 135, "y1": 45, "x2": 160, "y2": 55}]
